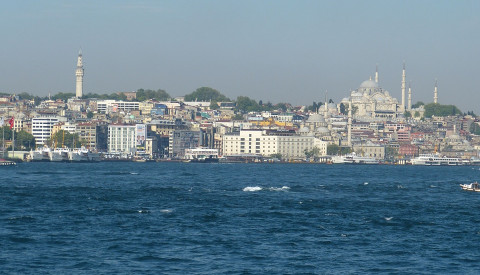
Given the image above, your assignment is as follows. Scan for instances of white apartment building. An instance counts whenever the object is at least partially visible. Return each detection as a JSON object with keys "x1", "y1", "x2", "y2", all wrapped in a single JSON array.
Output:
[
  {"x1": 108, "y1": 124, "x2": 137, "y2": 155},
  {"x1": 32, "y1": 116, "x2": 66, "y2": 145},
  {"x1": 97, "y1": 100, "x2": 140, "y2": 114},
  {"x1": 222, "y1": 129, "x2": 328, "y2": 159}
]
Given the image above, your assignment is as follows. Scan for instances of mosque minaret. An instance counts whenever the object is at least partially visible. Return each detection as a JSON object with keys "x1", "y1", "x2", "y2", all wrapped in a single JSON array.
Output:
[
  {"x1": 408, "y1": 82, "x2": 412, "y2": 111},
  {"x1": 401, "y1": 63, "x2": 406, "y2": 111},
  {"x1": 75, "y1": 49, "x2": 84, "y2": 98},
  {"x1": 375, "y1": 64, "x2": 379, "y2": 83},
  {"x1": 434, "y1": 79, "x2": 438, "y2": 104}
]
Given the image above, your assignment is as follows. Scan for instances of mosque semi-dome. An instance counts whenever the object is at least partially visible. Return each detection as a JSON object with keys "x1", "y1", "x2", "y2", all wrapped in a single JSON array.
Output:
[{"x1": 359, "y1": 79, "x2": 378, "y2": 89}]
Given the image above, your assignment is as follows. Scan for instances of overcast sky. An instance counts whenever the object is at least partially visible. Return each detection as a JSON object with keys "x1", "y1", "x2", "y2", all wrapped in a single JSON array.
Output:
[{"x1": 1, "y1": 0, "x2": 479, "y2": 112}]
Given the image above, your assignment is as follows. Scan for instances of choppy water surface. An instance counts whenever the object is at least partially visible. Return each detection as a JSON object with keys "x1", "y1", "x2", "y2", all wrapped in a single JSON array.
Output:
[{"x1": 2, "y1": 163, "x2": 480, "y2": 274}]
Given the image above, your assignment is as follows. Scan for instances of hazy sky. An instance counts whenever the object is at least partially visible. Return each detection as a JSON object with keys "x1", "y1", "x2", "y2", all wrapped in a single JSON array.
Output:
[{"x1": 1, "y1": 0, "x2": 479, "y2": 112}]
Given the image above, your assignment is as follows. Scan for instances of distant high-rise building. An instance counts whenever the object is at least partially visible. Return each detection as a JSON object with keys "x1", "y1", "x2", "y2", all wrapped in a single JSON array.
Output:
[
  {"x1": 434, "y1": 79, "x2": 438, "y2": 104},
  {"x1": 75, "y1": 50, "x2": 84, "y2": 98}
]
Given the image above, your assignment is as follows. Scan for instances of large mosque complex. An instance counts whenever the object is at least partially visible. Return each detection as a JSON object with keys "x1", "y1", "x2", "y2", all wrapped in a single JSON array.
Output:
[{"x1": 338, "y1": 64, "x2": 434, "y2": 120}]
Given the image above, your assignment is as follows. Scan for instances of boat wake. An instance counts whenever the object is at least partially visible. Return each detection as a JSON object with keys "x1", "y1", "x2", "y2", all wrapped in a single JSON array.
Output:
[
  {"x1": 269, "y1": 186, "x2": 290, "y2": 191},
  {"x1": 243, "y1": 186, "x2": 290, "y2": 192}
]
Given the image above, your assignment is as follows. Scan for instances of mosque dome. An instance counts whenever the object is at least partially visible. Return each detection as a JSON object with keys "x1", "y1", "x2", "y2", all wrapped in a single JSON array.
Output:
[
  {"x1": 307, "y1": 113, "x2": 325, "y2": 123},
  {"x1": 317, "y1": 127, "x2": 330, "y2": 134},
  {"x1": 360, "y1": 79, "x2": 378, "y2": 89},
  {"x1": 299, "y1": 126, "x2": 310, "y2": 133}
]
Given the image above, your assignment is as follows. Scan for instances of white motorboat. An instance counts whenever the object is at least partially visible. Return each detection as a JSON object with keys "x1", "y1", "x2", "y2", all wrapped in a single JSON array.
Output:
[{"x1": 460, "y1": 182, "x2": 480, "y2": 192}]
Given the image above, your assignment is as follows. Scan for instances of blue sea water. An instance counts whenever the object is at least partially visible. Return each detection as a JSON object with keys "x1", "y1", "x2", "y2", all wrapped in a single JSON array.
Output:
[{"x1": 1, "y1": 162, "x2": 480, "y2": 274}]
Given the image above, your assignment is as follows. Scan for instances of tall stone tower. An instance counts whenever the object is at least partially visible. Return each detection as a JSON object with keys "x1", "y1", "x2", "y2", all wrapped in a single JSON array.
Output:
[{"x1": 75, "y1": 49, "x2": 84, "y2": 98}]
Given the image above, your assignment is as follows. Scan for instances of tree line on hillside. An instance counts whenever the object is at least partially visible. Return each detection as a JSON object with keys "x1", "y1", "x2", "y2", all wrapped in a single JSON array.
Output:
[{"x1": 4, "y1": 89, "x2": 475, "y2": 118}]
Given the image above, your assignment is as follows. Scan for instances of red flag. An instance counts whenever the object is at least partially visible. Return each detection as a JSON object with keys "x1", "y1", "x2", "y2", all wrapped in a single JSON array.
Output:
[{"x1": 8, "y1": 116, "x2": 14, "y2": 129}]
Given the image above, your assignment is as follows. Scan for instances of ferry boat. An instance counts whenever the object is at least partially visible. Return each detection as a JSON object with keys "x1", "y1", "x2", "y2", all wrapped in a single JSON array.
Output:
[
  {"x1": 411, "y1": 154, "x2": 462, "y2": 166},
  {"x1": 69, "y1": 147, "x2": 101, "y2": 162},
  {"x1": 29, "y1": 146, "x2": 52, "y2": 162},
  {"x1": 331, "y1": 152, "x2": 379, "y2": 164},
  {"x1": 50, "y1": 148, "x2": 70, "y2": 162},
  {"x1": 184, "y1": 148, "x2": 219, "y2": 163}
]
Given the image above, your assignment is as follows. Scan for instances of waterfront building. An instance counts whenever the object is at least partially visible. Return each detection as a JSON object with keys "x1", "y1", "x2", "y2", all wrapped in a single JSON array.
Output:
[
  {"x1": 222, "y1": 129, "x2": 328, "y2": 159},
  {"x1": 32, "y1": 116, "x2": 66, "y2": 146},
  {"x1": 352, "y1": 142, "x2": 385, "y2": 160},
  {"x1": 76, "y1": 122, "x2": 97, "y2": 149},
  {"x1": 168, "y1": 130, "x2": 201, "y2": 158},
  {"x1": 107, "y1": 124, "x2": 137, "y2": 155},
  {"x1": 399, "y1": 143, "x2": 419, "y2": 157}
]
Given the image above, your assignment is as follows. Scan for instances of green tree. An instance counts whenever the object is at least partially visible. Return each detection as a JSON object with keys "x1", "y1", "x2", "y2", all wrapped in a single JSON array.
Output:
[
  {"x1": 414, "y1": 111, "x2": 420, "y2": 118},
  {"x1": 275, "y1": 102, "x2": 290, "y2": 112},
  {"x1": 235, "y1": 96, "x2": 261, "y2": 113},
  {"x1": 385, "y1": 146, "x2": 398, "y2": 159},
  {"x1": 404, "y1": 111, "x2": 412, "y2": 118},
  {"x1": 52, "y1": 92, "x2": 75, "y2": 101},
  {"x1": 210, "y1": 100, "x2": 219, "y2": 110},
  {"x1": 232, "y1": 114, "x2": 244, "y2": 120},
  {"x1": 184, "y1": 87, "x2": 229, "y2": 102},
  {"x1": 14, "y1": 130, "x2": 35, "y2": 150},
  {"x1": 270, "y1": 153, "x2": 283, "y2": 160},
  {"x1": 47, "y1": 130, "x2": 83, "y2": 149},
  {"x1": 87, "y1": 111, "x2": 94, "y2": 119},
  {"x1": 327, "y1": 144, "x2": 352, "y2": 155},
  {"x1": 470, "y1": 123, "x2": 480, "y2": 135},
  {"x1": 423, "y1": 103, "x2": 462, "y2": 118},
  {"x1": 1, "y1": 127, "x2": 35, "y2": 151},
  {"x1": 304, "y1": 147, "x2": 320, "y2": 159},
  {"x1": 136, "y1": 89, "x2": 170, "y2": 101},
  {"x1": 412, "y1": 101, "x2": 425, "y2": 108}
]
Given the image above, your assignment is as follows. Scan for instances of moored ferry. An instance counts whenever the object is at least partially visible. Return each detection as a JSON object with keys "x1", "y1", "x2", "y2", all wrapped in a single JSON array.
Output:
[
  {"x1": 69, "y1": 147, "x2": 101, "y2": 162},
  {"x1": 29, "y1": 146, "x2": 52, "y2": 162},
  {"x1": 331, "y1": 152, "x2": 379, "y2": 164},
  {"x1": 51, "y1": 148, "x2": 71, "y2": 162},
  {"x1": 411, "y1": 154, "x2": 462, "y2": 166}
]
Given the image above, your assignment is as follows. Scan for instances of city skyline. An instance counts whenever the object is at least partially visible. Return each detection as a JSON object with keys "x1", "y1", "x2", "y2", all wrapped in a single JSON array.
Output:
[{"x1": 1, "y1": 0, "x2": 479, "y2": 112}]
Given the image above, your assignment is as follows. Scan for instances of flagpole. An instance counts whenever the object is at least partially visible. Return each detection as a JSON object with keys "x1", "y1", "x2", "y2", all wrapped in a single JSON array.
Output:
[{"x1": 2, "y1": 123, "x2": 4, "y2": 159}]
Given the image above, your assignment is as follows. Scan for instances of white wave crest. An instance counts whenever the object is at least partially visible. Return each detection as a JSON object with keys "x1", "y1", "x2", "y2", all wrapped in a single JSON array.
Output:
[
  {"x1": 269, "y1": 186, "x2": 290, "y2": 191},
  {"x1": 243, "y1": 186, "x2": 262, "y2": 192},
  {"x1": 160, "y1": 209, "x2": 173, "y2": 213}
]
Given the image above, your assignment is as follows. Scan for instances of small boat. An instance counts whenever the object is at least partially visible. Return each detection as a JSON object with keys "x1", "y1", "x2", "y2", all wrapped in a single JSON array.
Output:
[
  {"x1": 0, "y1": 159, "x2": 16, "y2": 166},
  {"x1": 460, "y1": 182, "x2": 480, "y2": 192}
]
